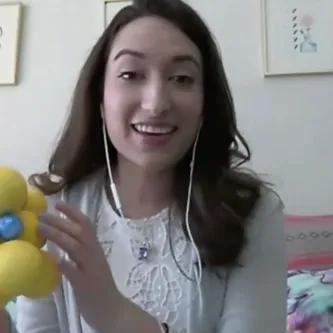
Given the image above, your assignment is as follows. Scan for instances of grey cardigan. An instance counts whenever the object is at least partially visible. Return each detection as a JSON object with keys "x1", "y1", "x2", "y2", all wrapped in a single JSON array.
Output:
[{"x1": 11, "y1": 171, "x2": 287, "y2": 333}]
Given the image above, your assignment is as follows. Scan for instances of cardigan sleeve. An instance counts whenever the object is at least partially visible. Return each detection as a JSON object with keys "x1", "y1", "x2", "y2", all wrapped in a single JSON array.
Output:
[
  {"x1": 12, "y1": 295, "x2": 60, "y2": 333},
  {"x1": 217, "y1": 190, "x2": 287, "y2": 333}
]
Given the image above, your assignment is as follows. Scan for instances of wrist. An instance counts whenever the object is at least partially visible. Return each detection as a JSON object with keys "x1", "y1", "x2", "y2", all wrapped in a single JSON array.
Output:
[
  {"x1": 106, "y1": 295, "x2": 167, "y2": 333},
  {"x1": 98, "y1": 291, "x2": 126, "y2": 333}
]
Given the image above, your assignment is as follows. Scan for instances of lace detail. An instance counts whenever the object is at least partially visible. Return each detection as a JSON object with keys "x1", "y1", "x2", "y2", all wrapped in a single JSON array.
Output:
[
  {"x1": 99, "y1": 239, "x2": 114, "y2": 257},
  {"x1": 126, "y1": 216, "x2": 192, "y2": 326},
  {"x1": 96, "y1": 194, "x2": 194, "y2": 332},
  {"x1": 97, "y1": 219, "x2": 116, "y2": 258}
]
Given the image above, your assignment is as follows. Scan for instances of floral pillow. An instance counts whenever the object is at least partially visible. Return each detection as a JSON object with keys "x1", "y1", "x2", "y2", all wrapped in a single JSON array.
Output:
[{"x1": 287, "y1": 270, "x2": 333, "y2": 332}]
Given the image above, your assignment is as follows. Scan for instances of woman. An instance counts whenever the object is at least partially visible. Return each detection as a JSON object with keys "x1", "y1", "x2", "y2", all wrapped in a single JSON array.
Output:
[{"x1": 1, "y1": 0, "x2": 286, "y2": 332}]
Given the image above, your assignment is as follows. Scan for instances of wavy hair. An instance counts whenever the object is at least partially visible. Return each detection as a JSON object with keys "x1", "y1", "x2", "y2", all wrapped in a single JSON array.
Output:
[{"x1": 30, "y1": 0, "x2": 264, "y2": 268}]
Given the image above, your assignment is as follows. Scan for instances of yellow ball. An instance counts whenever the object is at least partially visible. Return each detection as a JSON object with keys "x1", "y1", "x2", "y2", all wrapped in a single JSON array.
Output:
[
  {"x1": 23, "y1": 185, "x2": 47, "y2": 215},
  {"x1": 17, "y1": 211, "x2": 45, "y2": 248},
  {"x1": 0, "y1": 167, "x2": 27, "y2": 215},
  {"x1": 23, "y1": 251, "x2": 60, "y2": 299},
  {"x1": 0, "y1": 240, "x2": 43, "y2": 299},
  {"x1": 0, "y1": 295, "x2": 11, "y2": 309}
]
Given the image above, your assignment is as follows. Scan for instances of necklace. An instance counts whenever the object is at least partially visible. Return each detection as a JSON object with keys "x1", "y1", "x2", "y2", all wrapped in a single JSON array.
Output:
[{"x1": 138, "y1": 240, "x2": 151, "y2": 260}]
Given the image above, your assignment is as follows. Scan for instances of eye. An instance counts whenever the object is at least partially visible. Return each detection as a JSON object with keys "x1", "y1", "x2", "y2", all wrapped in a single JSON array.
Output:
[
  {"x1": 171, "y1": 75, "x2": 194, "y2": 85},
  {"x1": 118, "y1": 71, "x2": 143, "y2": 81}
]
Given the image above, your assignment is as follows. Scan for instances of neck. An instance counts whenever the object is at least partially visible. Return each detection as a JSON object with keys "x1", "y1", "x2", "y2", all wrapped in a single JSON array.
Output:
[{"x1": 111, "y1": 156, "x2": 174, "y2": 219}]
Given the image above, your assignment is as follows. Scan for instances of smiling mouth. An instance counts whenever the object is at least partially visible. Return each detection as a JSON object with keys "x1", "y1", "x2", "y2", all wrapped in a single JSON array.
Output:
[{"x1": 131, "y1": 124, "x2": 177, "y2": 136}]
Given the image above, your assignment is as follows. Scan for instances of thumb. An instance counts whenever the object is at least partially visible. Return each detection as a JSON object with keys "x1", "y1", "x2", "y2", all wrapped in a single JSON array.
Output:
[{"x1": 58, "y1": 257, "x2": 79, "y2": 284}]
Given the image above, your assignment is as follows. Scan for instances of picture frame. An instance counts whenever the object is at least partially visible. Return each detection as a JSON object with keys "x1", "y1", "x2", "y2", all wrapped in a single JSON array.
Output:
[
  {"x1": 0, "y1": 2, "x2": 23, "y2": 85},
  {"x1": 261, "y1": 0, "x2": 333, "y2": 76},
  {"x1": 104, "y1": 0, "x2": 131, "y2": 28}
]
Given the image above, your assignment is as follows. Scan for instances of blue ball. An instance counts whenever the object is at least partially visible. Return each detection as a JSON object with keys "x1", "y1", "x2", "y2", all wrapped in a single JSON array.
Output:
[{"x1": 0, "y1": 214, "x2": 24, "y2": 240}]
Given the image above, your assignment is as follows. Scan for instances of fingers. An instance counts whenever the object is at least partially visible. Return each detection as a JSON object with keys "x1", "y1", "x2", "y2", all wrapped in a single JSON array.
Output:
[
  {"x1": 40, "y1": 212, "x2": 84, "y2": 243},
  {"x1": 55, "y1": 202, "x2": 92, "y2": 231},
  {"x1": 39, "y1": 203, "x2": 95, "y2": 270},
  {"x1": 40, "y1": 201, "x2": 94, "y2": 246},
  {"x1": 39, "y1": 222, "x2": 84, "y2": 268},
  {"x1": 58, "y1": 257, "x2": 80, "y2": 283}
]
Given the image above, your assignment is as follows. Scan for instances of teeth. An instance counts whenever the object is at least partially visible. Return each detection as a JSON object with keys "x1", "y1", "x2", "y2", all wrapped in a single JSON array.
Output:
[{"x1": 133, "y1": 124, "x2": 175, "y2": 134}]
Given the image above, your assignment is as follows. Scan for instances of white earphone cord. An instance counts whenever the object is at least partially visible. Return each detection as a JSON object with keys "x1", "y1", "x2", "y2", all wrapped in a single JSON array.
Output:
[{"x1": 102, "y1": 115, "x2": 123, "y2": 217}]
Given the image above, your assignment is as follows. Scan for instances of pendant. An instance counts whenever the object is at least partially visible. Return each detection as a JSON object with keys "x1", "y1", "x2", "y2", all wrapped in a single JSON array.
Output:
[{"x1": 138, "y1": 241, "x2": 150, "y2": 260}]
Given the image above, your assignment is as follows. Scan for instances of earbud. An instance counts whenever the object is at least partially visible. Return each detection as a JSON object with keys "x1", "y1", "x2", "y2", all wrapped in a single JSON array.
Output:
[{"x1": 100, "y1": 104, "x2": 105, "y2": 120}]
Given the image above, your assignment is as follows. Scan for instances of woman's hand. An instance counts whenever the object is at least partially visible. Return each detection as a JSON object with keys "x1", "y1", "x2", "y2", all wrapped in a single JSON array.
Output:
[{"x1": 39, "y1": 202, "x2": 124, "y2": 332}]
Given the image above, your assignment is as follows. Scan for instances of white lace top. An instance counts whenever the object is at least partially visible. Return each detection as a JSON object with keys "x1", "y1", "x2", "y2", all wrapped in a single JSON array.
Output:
[
  {"x1": 13, "y1": 171, "x2": 287, "y2": 333},
  {"x1": 97, "y1": 190, "x2": 195, "y2": 332}
]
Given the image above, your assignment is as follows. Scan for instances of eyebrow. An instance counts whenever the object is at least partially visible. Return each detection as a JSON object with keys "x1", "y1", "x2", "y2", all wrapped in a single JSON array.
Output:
[{"x1": 113, "y1": 48, "x2": 201, "y2": 69}]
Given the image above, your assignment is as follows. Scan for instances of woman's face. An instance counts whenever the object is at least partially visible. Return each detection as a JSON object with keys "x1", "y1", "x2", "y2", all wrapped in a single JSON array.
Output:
[{"x1": 103, "y1": 16, "x2": 203, "y2": 171}]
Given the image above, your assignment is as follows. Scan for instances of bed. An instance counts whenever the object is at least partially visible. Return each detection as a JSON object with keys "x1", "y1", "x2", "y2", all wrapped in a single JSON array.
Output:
[
  {"x1": 287, "y1": 269, "x2": 333, "y2": 332},
  {"x1": 286, "y1": 214, "x2": 333, "y2": 333}
]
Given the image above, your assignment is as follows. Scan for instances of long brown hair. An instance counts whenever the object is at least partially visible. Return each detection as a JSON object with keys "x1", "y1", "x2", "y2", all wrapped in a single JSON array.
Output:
[{"x1": 30, "y1": 0, "x2": 264, "y2": 268}]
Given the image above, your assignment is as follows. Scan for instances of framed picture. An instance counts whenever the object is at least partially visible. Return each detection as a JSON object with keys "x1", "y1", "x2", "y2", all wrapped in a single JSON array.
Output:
[
  {"x1": 0, "y1": 2, "x2": 23, "y2": 85},
  {"x1": 104, "y1": 0, "x2": 131, "y2": 28},
  {"x1": 261, "y1": 0, "x2": 333, "y2": 76}
]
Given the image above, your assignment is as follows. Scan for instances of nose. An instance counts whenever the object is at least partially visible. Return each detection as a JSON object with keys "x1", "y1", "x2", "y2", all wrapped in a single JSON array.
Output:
[{"x1": 141, "y1": 79, "x2": 171, "y2": 116}]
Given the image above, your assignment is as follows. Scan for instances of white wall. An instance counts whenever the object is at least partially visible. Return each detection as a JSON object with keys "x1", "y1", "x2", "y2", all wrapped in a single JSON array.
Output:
[
  {"x1": 0, "y1": 0, "x2": 103, "y2": 176},
  {"x1": 1, "y1": 0, "x2": 332, "y2": 214}
]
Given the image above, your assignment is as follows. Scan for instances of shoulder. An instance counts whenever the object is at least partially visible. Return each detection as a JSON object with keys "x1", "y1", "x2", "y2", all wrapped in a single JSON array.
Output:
[
  {"x1": 214, "y1": 187, "x2": 287, "y2": 333},
  {"x1": 45, "y1": 169, "x2": 105, "y2": 223},
  {"x1": 251, "y1": 186, "x2": 284, "y2": 222},
  {"x1": 243, "y1": 186, "x2": 285, "y2": 259},
  {"x1": 43, "y1": 169, "x2": 105, "y2": 255}
]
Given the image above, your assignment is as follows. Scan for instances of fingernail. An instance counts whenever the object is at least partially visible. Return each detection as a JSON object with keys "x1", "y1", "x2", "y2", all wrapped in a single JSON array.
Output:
[{"x1": 38, "y1": 222, "x2": 48, "y2": 233}]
